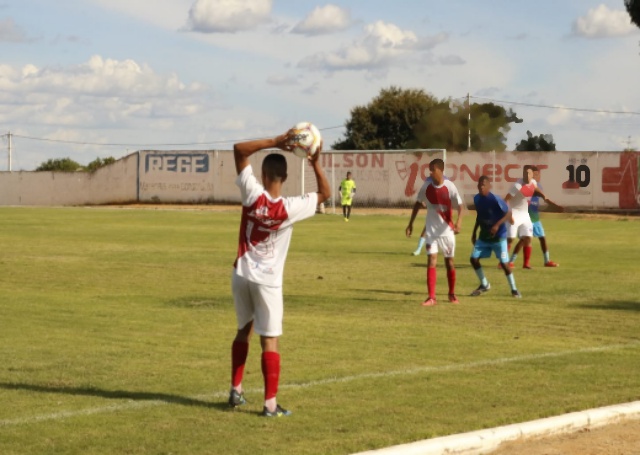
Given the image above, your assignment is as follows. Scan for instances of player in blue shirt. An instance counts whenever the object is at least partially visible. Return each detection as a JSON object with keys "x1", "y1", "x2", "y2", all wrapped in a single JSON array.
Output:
[{"x1": 470, "y1": 176, "x2": 521, "y2": 298}]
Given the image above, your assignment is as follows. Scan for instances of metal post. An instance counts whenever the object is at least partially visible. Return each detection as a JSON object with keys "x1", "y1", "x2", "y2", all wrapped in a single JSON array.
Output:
[
  {"x1": 467, "y1": 93, "x2": 471, "y2": 151},
  {"x1": 8, "y1": 131, "x2": 11, "y2": 171}
]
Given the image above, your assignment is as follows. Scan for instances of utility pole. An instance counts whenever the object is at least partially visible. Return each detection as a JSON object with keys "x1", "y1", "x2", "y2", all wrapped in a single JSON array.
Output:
[
  {"x1": 467, "y1": 93, "x2": 471, "y2": 151},
  {"x1": 8, "y1": 131, "x2": 12, "y2": 171}
]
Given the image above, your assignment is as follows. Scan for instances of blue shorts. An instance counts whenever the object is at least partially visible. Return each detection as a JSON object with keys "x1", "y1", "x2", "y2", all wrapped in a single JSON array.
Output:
[
  {"x1": 471, "y1": 239, "x2": 509, "y2": 263},
  {"x1": 532, "y1": 221, "x2": 545, "y2": 238}
]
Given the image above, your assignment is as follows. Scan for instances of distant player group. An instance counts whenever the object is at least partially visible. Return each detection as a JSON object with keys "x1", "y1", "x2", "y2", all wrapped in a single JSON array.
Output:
[{"x1": 406, "y1": 159, "x2": 562, "y2": 306}]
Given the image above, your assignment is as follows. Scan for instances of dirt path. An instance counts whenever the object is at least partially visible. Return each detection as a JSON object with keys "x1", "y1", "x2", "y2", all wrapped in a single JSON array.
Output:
[{"x1": 490, "y1": 419, "x2": 640, "y2": 454}]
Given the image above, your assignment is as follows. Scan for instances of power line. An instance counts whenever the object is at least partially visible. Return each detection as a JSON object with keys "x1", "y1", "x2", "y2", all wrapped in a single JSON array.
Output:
[
  {"x1": 7, "y1": 125, "x2": 346, "y2": 148},
  {"x1": 470, "y1": 96, "x2": 640, "y2": 116}
]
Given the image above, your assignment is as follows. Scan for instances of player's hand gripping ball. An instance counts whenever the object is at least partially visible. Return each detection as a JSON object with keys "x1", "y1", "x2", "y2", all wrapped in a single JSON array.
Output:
[{"x1": 288, "y1": 122, "x2": 322, "y2": 158}]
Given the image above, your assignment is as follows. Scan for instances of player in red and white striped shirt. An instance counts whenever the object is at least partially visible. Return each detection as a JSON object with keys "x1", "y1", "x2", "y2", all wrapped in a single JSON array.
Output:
[
  {"x1": 228, "y1": 130, "x2": 330, "y2": 417},
  {"x1": 406, "y1": 158, "x2": 463, "y2": 306}
]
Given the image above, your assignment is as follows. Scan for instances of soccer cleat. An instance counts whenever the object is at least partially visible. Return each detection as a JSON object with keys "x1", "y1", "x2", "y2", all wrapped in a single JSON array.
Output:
[
  {"x1": 421, "y1": 298, "x2": 437, "y2": 307},
  {"x1": 470, "y1": 283, "x2": 491, "y2": 296},
  {"x1": 508, "y1": 262, "x2": 515, "y2": 269},
  {"x1": 261, "y1": 404, "x2": 292, "y2": 417},
  {"x1": 448, "y1": 294, "x2": 460, "y2": 304},
  {"x1": 228, "y1": 389, "x2": 246, "y2": 408},
  {"x1": 344, "y1": 217, "x2": 349, "y2": 222},
  {"x1": 511, "y1": 290, "x2": 522, "y2": 298},
  {"x1": 523, "y1": 264, "x2": 532, "y2": 269},
  {"x1": 544, "y1": 261, "x2": 559, "y2": 267},
  {"x1": 412, "y1": 250, "x2": 421, "y2": 256}
]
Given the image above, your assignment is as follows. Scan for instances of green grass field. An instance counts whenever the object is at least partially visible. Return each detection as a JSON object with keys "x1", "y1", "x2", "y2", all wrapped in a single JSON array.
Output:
[{"x1": 1, "y1": 206, "x2": 639, "y2": 455}]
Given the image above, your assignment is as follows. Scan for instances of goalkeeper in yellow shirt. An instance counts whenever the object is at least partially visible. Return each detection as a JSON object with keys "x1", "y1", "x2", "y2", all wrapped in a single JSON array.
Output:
[{"x1": 339, "y1": 171, "x2": 356, "y2": 221}]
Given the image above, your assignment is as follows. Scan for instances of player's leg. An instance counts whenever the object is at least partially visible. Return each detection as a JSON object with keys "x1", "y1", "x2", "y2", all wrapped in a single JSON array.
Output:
[
  {"x1": 509, "y1": 238, "x2": 523, "y2": 265},
  {"x1": 441, "y1": 235, "x2": 458, "y2": 303},
  {"x1": 342, "y1": 204, "x2": 347, "y2": 220},
  {"x1": 504, "y1": 221, "x2": 519, "y2": 268},
  {"x1": 252, "y1": 282, "x2": 291, "y2": 417},
  {"x1": 496, "y1": 239, "x2": 521, "y2": 297},
  {"x1": 517, "y1": 220, "x2": 534, "y2": 269},
  {"x1": 534, "y1": 222, "x2": 558, "y2": 266},
  {"x1": 346, "y1": 203, "x2": 352, "y2": 220},
  {"x1": 423, "y1": 242, "x2": 438, "y2": 306},
  {"x1": 470, "y1": 241, "x2": 490, "y2": 296},
  {"x1": 230, "y1": 272, "x2": 254, "y2": 407}
]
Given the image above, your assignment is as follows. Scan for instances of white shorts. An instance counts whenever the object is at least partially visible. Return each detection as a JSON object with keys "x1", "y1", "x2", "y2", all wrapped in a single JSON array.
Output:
[
  {"x1": 425, "y1": 234, "x2": 456, "y2": 258},
  {"x1": 232, "y1": 271, "x2": 283, "y2": 337},
  {"x1": 507, "y1": 212, "x2": 533, "y2": 239}
]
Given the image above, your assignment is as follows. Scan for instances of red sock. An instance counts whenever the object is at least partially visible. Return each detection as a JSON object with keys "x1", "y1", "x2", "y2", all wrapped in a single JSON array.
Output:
[
  {"x1": 447, "y1": 268, "x2": 456, "y2": 295},
  {"x1": 524, "y1": 245, "x2": 532, "y2": 267},
  {"x1": 427, "y1": 267, "x2": 436, "y2": 299},
  {"x1": 261, "y1": 351, "x2": 281, "y2": 400},
  {"x1": 231, "y1": 341, "x2": 249, "y2": 388}
]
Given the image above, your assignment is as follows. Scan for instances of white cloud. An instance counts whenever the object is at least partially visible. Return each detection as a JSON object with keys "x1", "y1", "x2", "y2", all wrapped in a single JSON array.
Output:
[
  {"x1": 0, "y1": 56, "x2": 213, "y2": 129},
  {"x1": 0, "y1": 17, "x2": 31, "y2": 43},
  {"x1": 266, "y1": 74, "x2": 299, "y2": 86},
  {"x1": 185, "y1": 0, "x2": 272, "y2": 33},
  {"x1": 547, "y1": 106, "x2": 572, "y2": 126},
  {"x1": 438, "y1": 54, "x2": 465, "y2": 66},
  {"x1": 291, "y1": 4, "x2": 351, "y2": 36},
  {"x1": 573, "y1": 4, "x2": 637, "y2": 38},
  {"x1": 298, "y1": 21, "x2": 446, "y2": 71}
]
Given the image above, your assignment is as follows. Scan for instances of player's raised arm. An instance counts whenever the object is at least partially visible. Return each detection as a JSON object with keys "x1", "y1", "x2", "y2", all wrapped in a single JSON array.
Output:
[
  {"x1": 233, "y1": 132, "x2": 292, "y2": 174},
  {"x1": 309, "y1": 142, "x2": 330, "y2": 204}
]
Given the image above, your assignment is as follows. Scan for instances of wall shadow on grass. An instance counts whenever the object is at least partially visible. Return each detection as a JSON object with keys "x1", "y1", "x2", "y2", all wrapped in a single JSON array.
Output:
[
  {"x1": 0, "y1": 382, "x2": 228, "y2": 411},
  {"x1": 569, "y1": 301, "x2": 640, "y2": 312}
]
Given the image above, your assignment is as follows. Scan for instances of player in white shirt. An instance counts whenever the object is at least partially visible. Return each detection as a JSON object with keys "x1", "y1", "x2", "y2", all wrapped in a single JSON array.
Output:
[
  {"x1": 504, "y1": 165, "x2": 559, "y2": 269},
  {"x1": 406, "y1": 159, "x2": 463, "y2": 306},
  {"x1": 228, "y1": 130, "x2": 330, "y2": 417}
]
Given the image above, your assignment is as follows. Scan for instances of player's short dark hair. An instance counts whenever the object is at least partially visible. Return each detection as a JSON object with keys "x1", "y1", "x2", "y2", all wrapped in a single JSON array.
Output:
[
  {"x1": 262, "y1": 153, "x2": 287, "y2": 182},
  {"x1": 478, "y1": 175, "x2": 490, "y2": 186},
  {"x1": 523, "y1": 164, "x2": 534, "y2": 173},
  {"x1": 429, "y1": 158, "x2": 445, "y2": 171},
  {"x1": 530, "y1": 165, "x2": 539, "y2": 172}
]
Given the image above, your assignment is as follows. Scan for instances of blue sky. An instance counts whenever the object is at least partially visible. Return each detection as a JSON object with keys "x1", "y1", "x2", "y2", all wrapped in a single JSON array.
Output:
[{"x1": 1, "y1": 0, "x2": 639, "y2": 170}]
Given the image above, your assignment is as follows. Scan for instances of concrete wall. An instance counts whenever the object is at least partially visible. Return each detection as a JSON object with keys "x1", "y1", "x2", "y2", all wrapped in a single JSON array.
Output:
[
  {"x1": 1, "y1": 150, "x2": 638, "y2": 211},
  {"x1": 0, "y1": 153, "x2": 138, "y2": 205}
]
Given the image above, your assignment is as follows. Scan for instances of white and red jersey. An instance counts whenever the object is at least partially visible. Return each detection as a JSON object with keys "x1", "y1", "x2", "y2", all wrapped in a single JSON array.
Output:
[
  {"x1": 416, "y1": 177, "x2": 462, "y2": 238},
  {"x1": 508, "y1": 178, "x2": 538, "y2": 214},
  {"x1": 234, "y1": 165, "x2": 318, "y2": 286}
]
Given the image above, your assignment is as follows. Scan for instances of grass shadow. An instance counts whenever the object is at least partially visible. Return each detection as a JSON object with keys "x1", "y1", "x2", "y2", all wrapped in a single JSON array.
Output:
[
  {"x1": 0, "y1": 382, "x2": 228, "y2": 410},
  {"x1": 569, "y1": 301, "x2": 640, "y2": 312},
  {"x1": 166, "y1": 295, "x2": 229, "y2": 309}
]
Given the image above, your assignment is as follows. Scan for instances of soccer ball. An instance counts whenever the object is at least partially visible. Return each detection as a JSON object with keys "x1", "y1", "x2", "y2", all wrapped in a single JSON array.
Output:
[{"x1": 289, "y1": 122, "x2": 322, "y2": 158}]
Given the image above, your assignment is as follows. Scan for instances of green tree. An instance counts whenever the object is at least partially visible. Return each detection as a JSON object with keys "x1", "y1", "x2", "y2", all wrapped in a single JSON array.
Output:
[
  {"x1": 515, "y1": 130, "x2": 556, "y2": 152},
  {"x1": 333, "y1": 86, "x2": 521, "y2": 152},
  {"x1": 333, "y1": 86, "x2": 441, "y2": 150},
  {"x1": 35, "y1": 158, "x2": 82, "y2": 172},
  {"x1": 625, "y1": 0, "x2": 640, "y2": 28},
  {"x1": 86, "y1": 156, "x2": 116, "y2": 172}
]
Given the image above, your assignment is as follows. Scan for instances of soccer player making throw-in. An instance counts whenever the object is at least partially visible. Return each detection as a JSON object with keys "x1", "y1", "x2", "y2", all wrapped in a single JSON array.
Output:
[
  {"x1": 229, "y1": 129, "x2": 330, "y2": 417},
  {"x1": 406, "y1": 158, "x2": 463, "y2": 306}
]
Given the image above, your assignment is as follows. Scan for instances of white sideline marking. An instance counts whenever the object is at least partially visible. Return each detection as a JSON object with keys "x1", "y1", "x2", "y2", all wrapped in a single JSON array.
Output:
[
  {"x1": 1, "y1": 341, "x2": 639, "y2": 428},
  {"x1": 352, "y1": 401, "x2": 640, "y2": 455}
]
